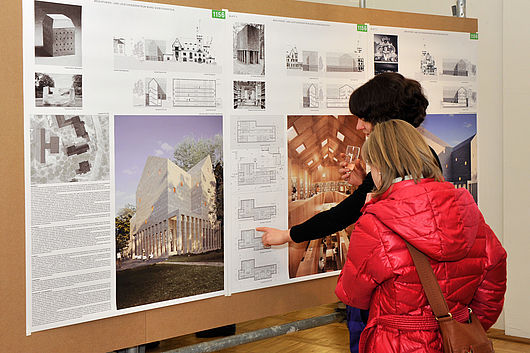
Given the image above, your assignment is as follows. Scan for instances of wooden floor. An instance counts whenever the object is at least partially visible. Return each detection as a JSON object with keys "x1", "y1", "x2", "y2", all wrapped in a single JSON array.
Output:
[{"x1": 147, "y1": 303, "x2": 530, "y2": 353}]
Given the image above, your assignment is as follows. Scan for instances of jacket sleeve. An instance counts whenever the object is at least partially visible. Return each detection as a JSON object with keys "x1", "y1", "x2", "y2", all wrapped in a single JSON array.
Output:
[
  {"x1": 469, "y1": 222, "x2": 507, "y2": 330},
  {"x1": 335, "y1": 214, "x2": 394, "y2": 309},
  {"x1": 290, "y1": 174, "x2": 375, "y2": 243}
]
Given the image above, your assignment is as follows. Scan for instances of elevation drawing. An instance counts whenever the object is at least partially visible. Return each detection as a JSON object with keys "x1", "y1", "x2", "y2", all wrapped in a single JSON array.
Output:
[
  {"x1": 326, "y1": 84, "x2": 354, "y2": 108},
  {"x1": 442, "y1": 86, "x2": 477, "y2": 108},
  {"x1": 442, "y1": 58, "x2": 476, "y2": 77}
]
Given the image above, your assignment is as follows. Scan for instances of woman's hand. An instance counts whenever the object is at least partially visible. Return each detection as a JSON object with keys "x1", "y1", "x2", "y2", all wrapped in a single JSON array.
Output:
[
  {"x1": 338, "y1": 153, "x2": 367, "y2": 186},
  {"x1": 256, "y1": 227, "x2": 292, "y2": 247}
]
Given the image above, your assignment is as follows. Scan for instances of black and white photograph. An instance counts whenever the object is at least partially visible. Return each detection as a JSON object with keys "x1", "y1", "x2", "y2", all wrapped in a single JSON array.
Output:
[
  {"x1": 374, "y1": 34, "x2": 398, "y2": 62},
  {"x1": 34, "y1": 1, "x2": 82, "y2": 67},
  {"x1": 35, "y1": 72, "x2": 82, "y2": 107},
  {"x1": 234, "y1": 81, "x2": 265, "y2": 109},
  {"x1": 374, "y1": 62, "x2": 398, "y2": 75},
  {"x1": 30, "y1": 114, "x2": 110, "y2": 184},
  {"x1": 233, "y1": 23, "x2": 265, "y2": 76}
]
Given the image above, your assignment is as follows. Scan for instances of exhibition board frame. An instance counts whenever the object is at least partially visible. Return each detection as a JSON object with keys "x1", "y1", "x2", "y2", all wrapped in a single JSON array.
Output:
[{"x1": 0, "y1": 0, "x2": 477, "y2": 351}]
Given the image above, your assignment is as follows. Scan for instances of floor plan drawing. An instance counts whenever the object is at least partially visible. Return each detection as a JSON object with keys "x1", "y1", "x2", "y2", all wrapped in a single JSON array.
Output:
[
  {"x1": 238, "y1": 199, "x2": 277, "y2": 221},
  {"x1": 238, "y1": 163, "x2": 276, "y2": 186},
  {"x1": 236, "y1": 120, "x2": 276, "y2": 143},
  {"x1": 172, "y1": 79, "x2": 217, "y2": 107},
  {"x1": 233, "y1": 146, "x2": 283, "y2": 187},
  {"x1": 238, "y1": 259, "x2": 277, "y2": 281},
  {"x1": 238, "y1": 229, "x2": 267, "y2": 251},
  {"x1": 230, "y1": 116, "x2": 287, "y2": 191}
]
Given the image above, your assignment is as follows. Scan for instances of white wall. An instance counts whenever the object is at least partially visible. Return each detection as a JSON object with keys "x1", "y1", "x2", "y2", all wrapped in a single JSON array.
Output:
[
  {"x1": 300, "y1": 0, "x2": 530, "y2": 338},
  {"x1": 501, "y1": 0, "x2": 530, "y2": 339}
]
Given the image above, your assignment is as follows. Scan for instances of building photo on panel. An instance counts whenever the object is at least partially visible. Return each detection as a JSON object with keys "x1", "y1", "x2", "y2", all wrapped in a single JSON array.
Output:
[
  {"x1": 114, "y1": 115, "x2": 224, "y2": 309},
  {"x1": 287, "y1": 115, "x2": 365, "y2": 279},
  {"x1": 233, "y1": 22, "x2": 265, "y2": 75},
  {"x1": 30, "y1": 114, "x2": 109, "y2": 184},
  {"x1": 419, "y1": 114, "x2": 477, "y2": 202},
  {"x1": 35, "y1": 72, "x2": 82, "y2": 107},
  {"x1": 34, "y1": 1, "x2": 82, "y2": 67}
]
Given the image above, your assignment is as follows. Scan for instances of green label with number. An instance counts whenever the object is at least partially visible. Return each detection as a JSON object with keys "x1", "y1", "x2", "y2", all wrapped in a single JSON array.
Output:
[
  {"x1": 212, "y1": 10, "x2": 226, "y2": 19},
  {"x1": 470, "y1": 33, "x2": 478, "y2": 40},
  {"x1": 357, "y1": 24, "x2": 368, "y2": 32}
]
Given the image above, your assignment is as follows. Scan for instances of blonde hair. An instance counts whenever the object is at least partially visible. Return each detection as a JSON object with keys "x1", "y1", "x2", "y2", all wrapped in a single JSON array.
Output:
[{"x1": 361, "y1": 119, "x2": 443, "y2": 197}]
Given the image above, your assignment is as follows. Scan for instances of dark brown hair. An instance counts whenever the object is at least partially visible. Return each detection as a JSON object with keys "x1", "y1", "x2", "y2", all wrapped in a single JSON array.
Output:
[{"x1": 349, "y1": 72, "x2": 428, "y2": 128}]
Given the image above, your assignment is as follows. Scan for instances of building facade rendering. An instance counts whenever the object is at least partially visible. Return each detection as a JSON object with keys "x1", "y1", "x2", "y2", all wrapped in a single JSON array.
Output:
[{"x1": 129, "y1": 155, "x2": 221, "y2": 258}]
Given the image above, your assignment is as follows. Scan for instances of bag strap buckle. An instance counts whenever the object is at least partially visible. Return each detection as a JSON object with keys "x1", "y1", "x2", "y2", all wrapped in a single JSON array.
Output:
[{"x1": 435, "y1": 312, "x2": 452, "y2": 321}]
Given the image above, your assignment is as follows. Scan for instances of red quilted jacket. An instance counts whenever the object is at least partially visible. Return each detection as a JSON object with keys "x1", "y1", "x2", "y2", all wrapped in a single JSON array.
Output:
[{"x1": 335, "y1": 178, "x2": 507, "y2": 353}]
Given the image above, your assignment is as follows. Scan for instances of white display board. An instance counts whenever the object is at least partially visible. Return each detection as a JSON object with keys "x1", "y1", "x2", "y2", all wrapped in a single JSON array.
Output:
[{"x1": 23, "y1": 0, "x2": 478, "y2": 334}]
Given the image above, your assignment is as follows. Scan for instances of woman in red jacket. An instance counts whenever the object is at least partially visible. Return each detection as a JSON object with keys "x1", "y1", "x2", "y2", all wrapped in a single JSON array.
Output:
[{"x1": 335, "y1": 120, "x2": 507, "y2": 353}]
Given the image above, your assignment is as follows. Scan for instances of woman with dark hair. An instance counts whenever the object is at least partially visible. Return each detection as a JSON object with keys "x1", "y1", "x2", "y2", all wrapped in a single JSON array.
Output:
[{"x1": 256, "y1": 72, "x2": 440, "y2": 353}]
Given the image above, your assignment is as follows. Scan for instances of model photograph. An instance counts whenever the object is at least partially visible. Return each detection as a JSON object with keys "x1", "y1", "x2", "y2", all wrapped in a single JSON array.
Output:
[
  {"x1": 34, "y1": 1, "x2": 82, "y2": 67},
  {"x1": 30, "y1": 114, "x2": 109, "y2": 184},
  {"x1": 114, "y1": 115, "x2": 224, "y2": 309},
  {"x1": 419, "y1": 113, "x2": 477, "y2": 202},
  {"x1": 233, "y1": 23, "x2": 265, "y2": 75},
  {"x1": 35, "y1": 72, "x2": 82, "y2": 107},
  {"x1": 286, "y1": 115, "x2": 365, "y2": 278}
]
